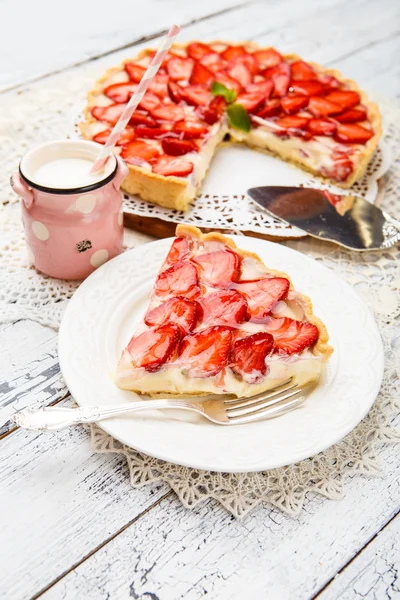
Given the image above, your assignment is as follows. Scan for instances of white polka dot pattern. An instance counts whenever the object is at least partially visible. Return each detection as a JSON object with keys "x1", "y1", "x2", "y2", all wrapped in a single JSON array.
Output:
[
  {"x1": 90, "y1": 249, "x2": 109, "y2": 268},
  {"x1": 75, "y1": 194, "x2": 97, "y2": 214},
  {"x1": 32, "y1": 221, "x2": 49, "y2": 241}
]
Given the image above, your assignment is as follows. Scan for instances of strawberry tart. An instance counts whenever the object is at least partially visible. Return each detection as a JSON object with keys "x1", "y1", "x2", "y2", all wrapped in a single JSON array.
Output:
[
  {"x1": 81, "y1": 42, "x2": 381, "y2": 211},
  {"x1": 116, "y1": 225, "x2": 333, "y2": 397}
]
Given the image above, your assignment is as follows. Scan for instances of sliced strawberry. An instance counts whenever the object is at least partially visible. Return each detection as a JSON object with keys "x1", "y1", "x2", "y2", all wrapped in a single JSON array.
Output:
[
  {"x1": 198, "y1": 290, "x2": 247, "y2": 328},
  {"x1": 291, "y1": 80, "x2": 325, "y2": 96},
  {"x1": 221, "y1": 45, "x2": 247, "y2": 61},
  {"x1": 190, "y1": 62, "x2": 214, "y2": 86},
  {"x1": 164, "y1": 237, "x2": 191, "y2": 266},
  {"x1": 125, "y1": 63, "x2": 146, "y2": 82},
  {"x1": 227, "y1": 62, "x2": 252, "y2": 88},
  {"x1": 193, "y1": 249, "x2": 241, "y2": 287},
  {"x1": 127, "y1": 323, "x2": 181, "y2": 372},
  {"x1": 325, "y1": 90, "x2": 361, "y2": 110},
  {"x1": 152, "y1": 155, "x2": 194, "y2": 177},
  {"x1": 91, "y1": 103, "x2": 126, "y2": 125},
  {"x1": 318, "y1": 74, "x2": 340, "y2": 89},
  {"x1": 255, "y1": 99, "x2": 281, "y2": 118},
  {"x1": 319, "y1": 156, "x2": 353, "y2": 182},
  {"x1": 149, "y1": 73, "x2": 169, "y2": 98},
  {"x1": 335, "y1": 107, "x2": 367, "y2": 123},
  {"x1": 129, "y1": 112, "x2": 158, "y2": 127},
  {"x1": 144, "y1": 297, "x2": 198, "y2": 333},
  {"x1": 230, "y1": 332, "x2": 274, "y2": 383},
  {"x1": 234, "y1": 278, "x2": 290, "y2": 322},
  {"x1": 307, "y1": 118, "x2": 336, "y2": 136},
  {"x1": 120, "y1": 141, "x2": 160, "y2": 164},
  {"x1": 263, "y1": 317, "x2": 319, "y2": 355},
  {"x1": 181, "y1": 84, "x2": 211, "y2": 106},
  {"x1": 174, "y1": 120, "x2": 209, "y2": 139},
  {"x1": 214, "y1": 72, "x2": 242, "y2": 94},
  {"x1": 275, "y1": 115, "x2": 309, "y2": 131},
  {"x1": 187, "y1": 42, "x2": 212, "y2": 60},
  {"x1": 162, "y1": 138, "x2": 197, "y2": 156},
  {"x1": 308, "y1": 96, "x2": 343, "y2": 117},
  {"x1": 167, "y1": 81, "x2": 182, "y2": 103},
  {"x1": 290, "y1": 60, "x2": 316, "y2": 81},
  {"x1": 246, "y1": 80, "x2": 273, "y2": 99},
  {"x1": 166, "y1": 56, "x2": 194, "y2": 81},
  {"x1": 138, "y1": 92, "x2": 161, "y2": 112},
  {"x1": 334, "y1": 123, "x2": 374, "y2": 144},
  {"x1": 135, "y1": 127, "x2": 171, "y2": 139},
  {"x1": 104, "y1": 82, "x2": 137, "y2": 103},
  {"x1": 281, "y1": 95, "x2": 309, "y2": 114},
  {"x1": 155, "y1": 261, "x2": 199, "y2": 299},
  {"x1": 236, "y1": 92, "x2": 265, "y2": 113},
  {"x1": 93, "y1": 127, "x2": 135, "y2": 146},
  {"x1": 178, "y1": 326, "x2": 232, "y2": 377},
  {"x1": 199, "y1": 51, "x2": 226, "y2": 73},
  {"x1": 253, "y1": 48, "x2": 283, "y2": 69},
  {"x1": 263, "y1": 63, "x2": 291, "y2": 97},
  {"x1": 199, "y1": 95, "x2": 227, "y2": 125},
  {"x1": 229, "y1": 53, "x2": 259, "y2": 75},
  {"x1": 151, "y1": 104, "x2": 186, "y2": 121}
]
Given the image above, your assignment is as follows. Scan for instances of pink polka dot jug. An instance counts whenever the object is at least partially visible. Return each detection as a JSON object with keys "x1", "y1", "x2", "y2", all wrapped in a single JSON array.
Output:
[{"x1": 10, "y1": 140, "x2": 128, "y2": 280}]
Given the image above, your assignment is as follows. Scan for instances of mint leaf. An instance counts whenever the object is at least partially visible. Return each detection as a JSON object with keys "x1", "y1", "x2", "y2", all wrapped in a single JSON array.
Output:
[
  {"x1": 227, "y1": 103, "x2": 251, "y2": 132},
  {"x1": 211, "y1": 81, "x2": 237, "y2": 104}
]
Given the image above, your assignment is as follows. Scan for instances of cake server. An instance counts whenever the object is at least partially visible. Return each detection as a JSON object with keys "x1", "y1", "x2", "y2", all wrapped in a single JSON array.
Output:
[{"x1": 247, "y1": 186, "x2": 400, "y2": 251}]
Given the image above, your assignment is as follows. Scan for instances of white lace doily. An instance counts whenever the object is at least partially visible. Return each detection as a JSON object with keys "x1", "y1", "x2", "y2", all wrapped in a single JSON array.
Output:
[{"x1": 1, "y1": 67, "x2": 399, "y2": 517}]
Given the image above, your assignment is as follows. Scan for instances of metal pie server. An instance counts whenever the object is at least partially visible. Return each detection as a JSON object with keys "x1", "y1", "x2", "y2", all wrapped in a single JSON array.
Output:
[{"x1": 247, "y1": 186, "x2": 400, "y2": 251}]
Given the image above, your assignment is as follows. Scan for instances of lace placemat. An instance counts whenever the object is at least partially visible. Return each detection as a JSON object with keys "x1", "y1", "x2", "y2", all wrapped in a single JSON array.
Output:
[{"x1": 0, "y1": 67, "x2": 399, "y2": 517}]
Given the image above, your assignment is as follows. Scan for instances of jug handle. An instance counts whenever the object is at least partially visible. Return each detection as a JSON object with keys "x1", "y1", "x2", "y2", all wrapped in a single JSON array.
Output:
[
  {"x1": 10, "y1": 173, "x2": 34, "y2": 209},
  {"x1": 112, "y1": 156, "x2": 129, "y2": 191}
]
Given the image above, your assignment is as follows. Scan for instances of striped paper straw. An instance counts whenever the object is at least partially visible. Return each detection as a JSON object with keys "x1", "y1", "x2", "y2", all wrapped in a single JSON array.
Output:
[{"x1": 90, "y1": 24, "x2": 181, "y2": 173}]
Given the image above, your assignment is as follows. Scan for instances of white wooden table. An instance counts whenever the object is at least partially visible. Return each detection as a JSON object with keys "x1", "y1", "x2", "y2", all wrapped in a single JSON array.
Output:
[{"x1": 1, "y1": 1, "x2": 399, "y2": 598}]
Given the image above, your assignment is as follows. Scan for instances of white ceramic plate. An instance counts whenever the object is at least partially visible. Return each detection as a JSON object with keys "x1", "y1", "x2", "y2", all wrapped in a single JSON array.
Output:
[{"x1": 59, "y1": 237, "x2": 384, "y2": 472}]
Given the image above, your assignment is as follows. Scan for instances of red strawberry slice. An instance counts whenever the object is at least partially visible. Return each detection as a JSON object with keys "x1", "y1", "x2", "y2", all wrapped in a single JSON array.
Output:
[
  {"x1": 93, "y1": 127, "x2": 135, "y2": 146},
  {"x1": 151, "y1": 104, "x2": 186, "y2": 121},
  {"x1": 199, "y1": 95, "x2": 227, "y2": 125},
  {"x1": 178, "y1": 326, "x2": 232, "y2": 377},
  {"x1": 144, "y1": 297, "x2": 198, "y2": 333},
  {"x1": 246, "y1": 80, "x2": 273, "y2": 99},
  {"x1": 234, "y1": 278, "x2": 290, "y2": 321},
  {"x1": 149, "y1": 73, "x2": 169, "y2": 98},
  {"x1": 120, "y1": 141, "x2": 160, "y2": 164},
  {"x1": 275, "y1": 116, "x2": 310, "y2": 134},
  {"x1": 135, "y1": 127, "x2": 171, "y2": 139},
  {"x1": 290, "y1": 60, "x2": 316, "y2": 81},
  {"x1": 335, "y1": 107, "x2": 367, "y2": 123},
  {"x1": 325, "y1": 90, "x2": 361, "y2": 110},
  {"x1": 221, "y1": 46, "x2": 247, "y2": 61},
  {"x1": 230, "y1": 332, "x2": 274, "y2": 383},
  {"x1": 167, "y1": 81, "x2": 182, "y2": 103},
  {"x1": 152, "y1": 155, "x2": 194, "y2": 177},
  {"x1": 264, "y1": 317, "x2": 319, "y2": 355},
  {"x1": 162, "y1": 138, "x2": 197, "y2": 156},
  {"x1": 308, "y1": 96, "x2": 343, "y2": 117},
  {"x1": 214, "y1": 72, "x2": 242, "y2": 94},
  {"x1": 320, "y1": 156, "x2": 353, "y2": 182},
  {"x1": 91, "y1": 103, "x2": 126, "y2": 125},
  {"x1": 138, "y1": 92, "x2": 161, "y2": 112},
  {"x1": 307, "y1": 118, "x2": 336, "y2": 136},
  {"x1": 236, "y1": 92, "x2": 265, "y2": 113},
  {"x1": 155, "y1": 261, "x2": 199, "y2": 300},
  {"x1": 334, "y1": 123, "x2": 374, "y2": 144},
  {"x1": 229, "y1": 53, "x2": 259, "y2": 75},
  {"x1": 198, "y1": 290, "x2": 247, "y2": 328},
  {"x1": 166, "y1": 57, "x2": 194, "y2": 81},
  {"x1": 164, "y1": 237, "x2": 191, "y2": 266},
  {"x1": 318, "y1": 74, "x2": 340, "y2": 89},
  {"x1": 227, "y1": 62, "x2": 252, "y2": 88},
  {"x1": 187, "y1": 42, "x2": 212, "y2": 60},
  {"x1": 255, "y1": 99, "x2": 281, "y2": 118},
  {"x1": 253, "y1": 48, "x2": 283, "y2": 69},
  {"x1": 193, "y1": 249, "x2": 241, "y2": 287},
  {"x1": 181, "y1": 84, "x2": 211, "y2": 106},
  {"x1": 127, "y1": 323, "x2": 181, "y2": 372},
  {"x1": 291, "y1": 81, "x2": 325, "y2": 96},
  {"x1": 263, "y1": 63, "x2": 291, "y2": 97},
  {"x1": 190, "y1": 62, "x2": 214, "y2": 86},
  {"x1": 125, "y1": 63, "x2": 146, "y2": 82},
  {"x1": 199, "y1": 52, "x2": 226, "y2": 73},
  {"x1": 129, "y1": 112, "x2": 158, "y2": 127},
  {"x1": 281, "y1": 95, "x2": 309, "y2": 114},
  {"x1": 104, "y1": 82, "x2": 137, "y2": 103},
  {"x1": 174, "y1": 120, "x2": 209, "y2": 139}
]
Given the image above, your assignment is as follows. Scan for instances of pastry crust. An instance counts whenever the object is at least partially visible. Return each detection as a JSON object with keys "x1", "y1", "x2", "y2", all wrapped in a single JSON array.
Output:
[{"x1": 81, "y1": 42, "x2": 382, "y2": 210}]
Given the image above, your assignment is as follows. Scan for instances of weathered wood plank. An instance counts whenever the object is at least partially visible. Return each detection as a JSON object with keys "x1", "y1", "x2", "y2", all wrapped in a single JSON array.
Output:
[
  {"x1": 317, "y1": 513, "x2": 400, "y2": 599},
  {"x1": 31, "y1": 443, "x2": 399, "y2": 600}
]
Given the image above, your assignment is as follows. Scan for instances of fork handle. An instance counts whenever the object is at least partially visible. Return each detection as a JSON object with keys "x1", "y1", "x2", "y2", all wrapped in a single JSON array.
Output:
[{"x1": 12, "y1": 400, "x2": 200, "y2": 431}]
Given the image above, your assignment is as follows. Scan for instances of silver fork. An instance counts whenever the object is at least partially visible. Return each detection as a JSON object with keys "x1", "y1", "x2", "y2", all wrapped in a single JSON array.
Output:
[{"x1": 12, "y1": 379, "x2": 306, "y2": 431}]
